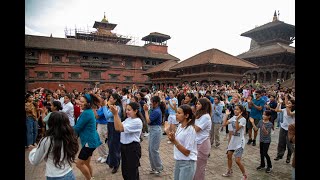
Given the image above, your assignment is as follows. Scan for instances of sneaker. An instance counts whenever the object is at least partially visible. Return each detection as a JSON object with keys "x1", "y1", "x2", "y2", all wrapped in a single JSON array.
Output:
[
  {"x1": 144, "y1": 133, "x2": 149, "y2": 137},
  {"x1": 163, "y1": 132, "x2": 167, "y2": 135},
  {"x1": 252, "y1": 139, "x2": 256, "y2": 146},
  {"x1": 100, "y1": 157, "x2": 107, "y2": 163},
  {"x1": 111, "y1": 166, "x2": 119, "y2": 174},
  {"x1": 256, "y1": 166, "x2": 265, "y2": 170},
  {"x1": 149, "y1": 169, "x2": 156, "y2": 174},
  {"x1": 167, "y1": 141, "x2": 172, "y2": 144},
  {"x1": 266, "y1": 167, "x2": 272, "y2": 173},
  {"x1": 215, "y1": 143, "x2": 220, "y2": 147},
  {"x1": 90, "y1": 177, "x2": 95, "y2": 180},
  {"x1": 241, "y1": 174, "x2": 248, "y2": 180},
  {"x1": 286, "y1": 159, "x2": 290, "y2": 163},
  {"x1": 222, "y1": 169, "x2": 233, "y2": 177},
  {"x1": 247, "y1": 139, "x2": 252, "y2": 145},
  {"x1": 154, "y1": 170, "x2": 162, "y2": 176},
  {"x1": 274, "y1": 156, "x2": 282, "y2": 161},
  {"x1": 97, "y1": 157, "x2": 102, "y2": 162}
]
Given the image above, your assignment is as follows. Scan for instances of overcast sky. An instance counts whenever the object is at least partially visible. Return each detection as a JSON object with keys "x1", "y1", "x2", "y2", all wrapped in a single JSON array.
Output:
[{"x1": 25, "y1": 0, "x2": 295, "y2": 61}]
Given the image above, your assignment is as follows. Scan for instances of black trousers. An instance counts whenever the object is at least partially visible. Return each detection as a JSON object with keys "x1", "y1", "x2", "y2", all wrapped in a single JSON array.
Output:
[
  {"x1": 121, "y1": 142, "x2": 141, "y2": 180},
  {"x1": 106, "y1": 122, "x2": 121, "y2": 168},
  {"x1": 260, "y1": 142, "x2": 272, "y2": 168},
  {"x1": 277, "y1": 127, "x2": 292, "y2": 159}
]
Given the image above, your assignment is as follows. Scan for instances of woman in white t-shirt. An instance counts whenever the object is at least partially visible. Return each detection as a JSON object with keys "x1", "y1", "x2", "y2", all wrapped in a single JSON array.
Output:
[
  {"x1": 110, "y1": 102, "x2": 143, "y2": 180},
  {"x1": 221, "y1": 105, "x2": 248, "y2": 180},
  {"x1": 167, "y1": 104, "x2": 197, "y2": 180},
  {"x1": 193, "y1": 98, "x2": 212, "y2": 180},
  {"x1": 29, "y1": 112, "x2": 79, "y2": 180}
]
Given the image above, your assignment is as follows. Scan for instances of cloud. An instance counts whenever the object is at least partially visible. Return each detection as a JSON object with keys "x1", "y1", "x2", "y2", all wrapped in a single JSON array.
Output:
[{"x1": 25, "y1": 26, "x2": 48, "y2": 36}]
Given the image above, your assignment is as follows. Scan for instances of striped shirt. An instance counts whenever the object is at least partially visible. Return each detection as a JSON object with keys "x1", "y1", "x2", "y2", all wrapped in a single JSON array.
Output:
[{"x1": 257, "y1": 120, "x2": 273, "y2": 143}]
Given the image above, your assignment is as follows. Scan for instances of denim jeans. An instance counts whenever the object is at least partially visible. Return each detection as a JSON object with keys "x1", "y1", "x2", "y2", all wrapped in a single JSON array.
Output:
[
  {"x1": 46, "y1": 170, "x2": 75, "y2": 180},
  {"x1": 174, "y1": 160, "x2": 196, "y2": 180},
  {"x1": 26, "y1": 117, "x2": 38, "y2": 146},
  {"x1": 277, "y1": 111, "x2": 283, "y2": 127},
  {"x1": 148, "y1": 125, "x2": 163, "y2": 171},
  {"x1": 292, "y1": 167, "x2": 295, "y2": 180}
]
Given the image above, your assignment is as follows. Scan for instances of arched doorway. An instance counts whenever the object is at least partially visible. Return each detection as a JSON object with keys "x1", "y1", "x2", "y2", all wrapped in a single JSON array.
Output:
[
  {"x1": 272, "y1": 71, "x2": 278, "y2": 82},
  {"x1": 252, "y1": 72, "x2": 258, "y2": 83},
  {"x1": 286, "y1": 72, "x2": 290, "y2": 80},
  {"x1": 258, "y1": 72, "x2": 264, "y2": 83},
  {"x1": 266, "y1": 71, "x2": 271, "y2": 82}
]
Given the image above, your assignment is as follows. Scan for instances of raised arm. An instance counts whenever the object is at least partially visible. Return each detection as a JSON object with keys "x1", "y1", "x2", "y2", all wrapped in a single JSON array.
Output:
[{"x1": 110, "y1": 105, "x2": 124, "y2": 132}]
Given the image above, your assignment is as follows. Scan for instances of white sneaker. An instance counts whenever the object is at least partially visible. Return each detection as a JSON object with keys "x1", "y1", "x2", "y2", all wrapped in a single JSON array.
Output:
[
  {"x1": 167, "y1": 141, "x2": 172, "y2": 144},
  {"x1": 97, "y1": 157, "x2": 102, "y2": 162},
  {"x1": 144, "y1": 133, "x2": 149, "y2": 137},
  {"x1": 100, "y1": 157, "x2": 107, "y2": 163}
]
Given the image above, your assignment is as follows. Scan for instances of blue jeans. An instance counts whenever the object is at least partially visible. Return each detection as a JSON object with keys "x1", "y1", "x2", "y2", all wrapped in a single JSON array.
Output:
[
  {"x1": 46, "y1": 170, "x2": 75, "y2": 180},
  {"x1": 174, "y1": 160, "x2": 196, "y2": 180},
  {"x1": 26, "y1": 117, "x2": 38, "y2": 146},
  {"x1": 292, "y1": 167, "x2": 295, "y2": 180},
  {"x1": 148, "y1": 125, "x2": 163, "y2": 171},
  {"x1": 277, "y1": 111, "x2": 283, "y2": 127}
]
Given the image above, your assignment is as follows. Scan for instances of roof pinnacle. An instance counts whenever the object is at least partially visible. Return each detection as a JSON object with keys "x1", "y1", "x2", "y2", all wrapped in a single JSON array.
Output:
[
  {"x1": 102, "y1": 12, "x2": 108, "y2": 23},
  {"x1": 272, "y1": 10, "x2": 278, "y2": 22}
]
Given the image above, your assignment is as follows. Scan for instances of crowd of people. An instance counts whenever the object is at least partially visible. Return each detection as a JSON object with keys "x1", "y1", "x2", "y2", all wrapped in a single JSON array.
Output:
[{"x1": 25, "y1": 82, "x2": 295, "y2": 180}]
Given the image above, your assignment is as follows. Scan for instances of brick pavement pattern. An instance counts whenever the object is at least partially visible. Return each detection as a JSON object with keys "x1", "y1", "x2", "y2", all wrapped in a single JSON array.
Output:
[{"x1": 25, "y1": 127, "x2": 292, "y2": 180}]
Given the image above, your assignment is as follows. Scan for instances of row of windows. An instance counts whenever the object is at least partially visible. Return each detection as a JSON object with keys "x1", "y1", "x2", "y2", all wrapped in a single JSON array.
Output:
[{"x1": 34, "y1": 72, "x2": 133, "y2": 81}]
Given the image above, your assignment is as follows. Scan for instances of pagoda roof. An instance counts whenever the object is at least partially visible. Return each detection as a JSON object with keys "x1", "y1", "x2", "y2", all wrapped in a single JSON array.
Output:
[
  {"x1": 241, "y1": 20, "x2": 295, "y2": 37},
  {"x1": 143, "y1": 60, "x2": 179, "y2": 75},
  {"x1": 237, "y1": 43, "x2": 295, "y2": 59},
  {"x1": 170, "y1": 48, "x2": 258, "y2": 70},
  {"x1": 25, "y1": 35, "x2": 179, "y2": 61},
  {"x1": 142, "y1": 32, "x2": 171, "y2": 42},
  {"x1": 93, "y1": 21, "x2": 117, "y2": 30}
]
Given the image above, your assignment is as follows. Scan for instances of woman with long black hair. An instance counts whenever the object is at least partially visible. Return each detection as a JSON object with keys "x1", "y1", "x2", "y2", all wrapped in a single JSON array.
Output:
[
  {"x1": 29, "y1": 111, "x2": 79, "y2": 179},
  {"x1": 102, "y1": 93, "x2": 123, "y2": 174},
  {"x1": 110, "y1": 102, "x2": 143, "y2": 180}
]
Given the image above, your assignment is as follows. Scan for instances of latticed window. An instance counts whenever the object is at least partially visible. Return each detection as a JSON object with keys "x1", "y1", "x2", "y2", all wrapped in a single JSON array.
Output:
[
  {"x1": 112, "y1": 61, "x2": 120, "y2": 66},
  {"x1": 37, "y1": 71, "x2": 47, "y2": 78},
  {"x1": 69, "y1": 72, "x2": 81, "y2": 79},
  {"x1": 52, "y1": 72, "x2": 63, "y2": 79},
  {"x1": 124, "y1": 76, "x2": 133, "y2": 82},
  {"x1": 109, "y1": 74, "x2": 119, "y2": 81},
  {"x1": 52, "y1": 55, "x2": 62, "y2": 63},
  {"x1": 89, "y1": 71, "x2": 101, "y2": 79},
  {"x1": 125, "y1": 60, "x2": 132, "y2": 68}
]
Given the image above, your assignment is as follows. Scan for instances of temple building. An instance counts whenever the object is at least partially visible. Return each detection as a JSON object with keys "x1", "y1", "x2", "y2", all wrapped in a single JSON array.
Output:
[
  {"x1": 144, "y1": 48, "x2": 258, "y2": 89},
  {"x1": 25, "y1": 14, "x2": 179, "y2": 92},
  {"x1": 238, "y1": 11, "x2": 295, "y2": 84}
]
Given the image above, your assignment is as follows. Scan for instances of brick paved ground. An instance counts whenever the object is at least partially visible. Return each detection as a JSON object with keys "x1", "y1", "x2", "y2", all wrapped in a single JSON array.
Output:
[{"x1": 25, "y1": 125, "x2": 293, "y2": 180}]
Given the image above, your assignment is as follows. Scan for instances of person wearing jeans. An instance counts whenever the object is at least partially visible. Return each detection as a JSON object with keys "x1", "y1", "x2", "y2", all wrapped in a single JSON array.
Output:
[
  {"x1": 25, "y1": 93, "x2": 39, "y2": 148},
  {"x1": 144, "y1": 96, "x2": 164, "y2": 175},
  {"x1": 210, "y1": 96, "x2": 223, "y2": 147},
  {"x1": 167, "y1": 104, "x2": 197, "y2": 180}
]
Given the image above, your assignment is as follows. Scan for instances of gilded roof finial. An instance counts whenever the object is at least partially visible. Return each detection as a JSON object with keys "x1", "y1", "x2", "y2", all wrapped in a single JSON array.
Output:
[
  {"x1": 272, "y1": 10, "x2": 278, "y2": 22},
  {"x1": 102, "y1": 12, "x2": 108, "y2": 22}
]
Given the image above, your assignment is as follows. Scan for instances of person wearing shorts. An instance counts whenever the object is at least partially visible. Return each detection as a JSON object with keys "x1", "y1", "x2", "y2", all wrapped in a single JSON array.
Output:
[
  {"x1": 221, "y1": 105, "x2": 248, "y2": 180},
  {"x1": 73, "y1": 94, "x2": 102, "y2": 180}
]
